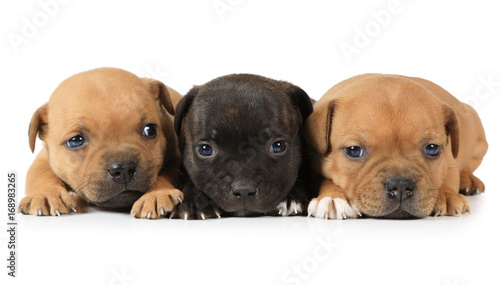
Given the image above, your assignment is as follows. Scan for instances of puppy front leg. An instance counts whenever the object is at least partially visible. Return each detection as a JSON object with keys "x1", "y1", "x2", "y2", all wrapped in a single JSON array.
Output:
[
  {"x1": 131, "y1": 168, "x2": 183, "y2": 219},
  {"x1": 432, "y1": 166, "x2": 470, "y2": 216},
  {"x1": 307, "y1": 179, "x2": 361, "y2": 220},
  {"x1": 19, "y1": 150, "x2": 85, "y2": 216},
  {"x1": 273, "y1": 182, "x2": 309, "y2": 217}
]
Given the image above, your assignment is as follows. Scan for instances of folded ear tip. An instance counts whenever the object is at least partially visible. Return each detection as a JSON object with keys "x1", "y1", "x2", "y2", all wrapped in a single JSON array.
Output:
[
  {"x1": 28, "y1": 104, "x2": 48, "y2": 154},
  {"x1": 443, "y1": 104, "x2": 460, "y2": 159},
  {"x1": 283, "y1": 82, "x2": 313, "y2": 123},
  {"x1": 143, "y1": 78, "x2": 175, "y2": 115},
  {"x1": 304, "y1": 99, "x2": 336, "y2": 156},
  {"x1": 174, "y1": 86, "x2": 200, "y2": 136}
]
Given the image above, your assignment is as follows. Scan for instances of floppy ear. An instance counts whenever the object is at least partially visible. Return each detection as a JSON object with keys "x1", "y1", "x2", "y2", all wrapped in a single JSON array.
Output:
[
  {"x1": 282, "y1": 83, "x2": 313, "y2": 124},
  {"x1": 174, "y1": 86, "x2": 199, "y2": 136},
  {"x1": 28, "y1": 104, "x2": 48, "y2": 153},
  {"x1": 443, "y1": 104, "x2": 460, "y2": 158},
  {"x1": 304, "y1": 100, "x2": 336, "y2": 156},
  {"x1": 143, "y1": 78, "x2": 175, "y2": 115}
]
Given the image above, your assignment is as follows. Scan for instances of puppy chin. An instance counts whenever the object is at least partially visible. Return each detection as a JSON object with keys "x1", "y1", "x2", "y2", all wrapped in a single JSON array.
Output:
[
  {"x1": 376, "y1": 208, "x2": 420, "y2": 219},
  {"x1": 216, "y1": 203, "x2": 251, "y2": 214},
  {"x1": 368, "y1": 203, "x2": 430, "y2": 219},
  {"x1": 91, "y1": 190, "x2": 144, "y2": 209},
  {"x1": 217, "y1": 200, "x2": 280, "y2": 216},
  {"x1": 231, "y1": 210, "x2": 263, "y2": 217}
]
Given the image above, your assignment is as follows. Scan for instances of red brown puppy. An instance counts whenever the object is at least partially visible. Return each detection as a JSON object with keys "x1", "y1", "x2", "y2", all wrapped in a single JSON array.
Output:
[
  {"x1": 306, "y1": 74, "x2": 487, "y2": 219},
  {"x1": 19, "y1": 67, "x2": 183, "y2": 219}
]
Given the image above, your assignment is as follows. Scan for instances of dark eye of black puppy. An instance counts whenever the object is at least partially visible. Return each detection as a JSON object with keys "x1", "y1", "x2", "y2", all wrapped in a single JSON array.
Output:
[
  {"x1": 142, "y1": 124, "x2": 157, "y2": 139},
  {"x1": 66, "y1": 135, "x2": 86, "y2": 149},
  {"x1": 270, "y1": 140, "x2": 287, "y2": 154},
  {"x1": 198, "y1": 144, "x2": 215, "y2": 157},
  {"x1": 344, "y1": 146, "x2": 364, "y2": 158},
  {"x1": 424, "y1": 144, "x2": 441, "y2": 157}
]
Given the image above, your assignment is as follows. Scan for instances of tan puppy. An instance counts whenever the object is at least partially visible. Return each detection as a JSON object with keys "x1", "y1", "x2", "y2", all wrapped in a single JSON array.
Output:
[
  {"x1": 306, "y1": 74, "x2": 487, "y2": 219},
  {"x1": 19, "y1": 67, "x2": 183, "y2": 219}
]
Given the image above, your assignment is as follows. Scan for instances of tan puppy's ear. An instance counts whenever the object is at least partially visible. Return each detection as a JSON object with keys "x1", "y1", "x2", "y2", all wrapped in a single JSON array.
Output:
[
  {"x1": 305, "y1": 100, "x2": 336, "y2": 155},
  {"x1": 143, "y1": 78, "x2": 175, "y2": 115},
  {"x1": 443, "y1": 104, "x2": 460, "y2": 158},
  {"x1": 28, "y1": 104, "x2": 48, "y2": 153}
]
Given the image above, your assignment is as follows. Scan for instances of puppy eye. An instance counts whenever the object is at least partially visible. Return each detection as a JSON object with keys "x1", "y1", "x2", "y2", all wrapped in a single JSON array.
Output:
[
  {"x1": 270, "y1": 141, "x2": 287, "y2": 154},
  {"x1": 66, "y1": 135, "x2": 86, "y2": 149},
  {"x1": 198, "y1": 144, "x2": 215, "y2": 157},
  {"x1": 344, "y1": 146, "x2": 364, "y2": 158},
  {"x1": 424, "y1": 144, "x2": 441, "y2": 157},
  {"x1": 142, "y1": 124, "x2": 157, "y2": 139}
]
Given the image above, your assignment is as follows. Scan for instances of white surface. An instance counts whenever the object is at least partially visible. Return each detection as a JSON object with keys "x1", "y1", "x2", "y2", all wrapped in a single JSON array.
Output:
[{"x1": 0, "y1": 1, "x2": 499, "y2": 284}]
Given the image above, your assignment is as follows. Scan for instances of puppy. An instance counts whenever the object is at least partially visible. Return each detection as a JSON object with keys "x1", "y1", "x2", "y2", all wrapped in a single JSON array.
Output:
[
  {"x1": 19, "y1": 67, "x2": 183, "y2": 219},
  {"x1": 306, "y1": 74, "x2": 488, "y2": 219},
  {"x1": 173, "y1": 74, "x2": 313, "y2": 219}
]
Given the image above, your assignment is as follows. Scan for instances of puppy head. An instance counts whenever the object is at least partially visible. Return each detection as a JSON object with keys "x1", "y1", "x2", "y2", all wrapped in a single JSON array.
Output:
[
  {"x1": 306, "y1": 75, "x2": 459, "y2": 218},
  {"x1": 175, "y1": 74, "x2": 312, "y2": 215},
  {"x1": 29, "y1": 67, "x2": 176, "y2": 208}
]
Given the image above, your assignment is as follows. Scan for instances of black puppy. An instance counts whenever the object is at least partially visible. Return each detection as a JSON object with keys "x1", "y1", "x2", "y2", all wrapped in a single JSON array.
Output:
[{"x1": 173, "y1": 74, "x2": 313, "y2": 219}]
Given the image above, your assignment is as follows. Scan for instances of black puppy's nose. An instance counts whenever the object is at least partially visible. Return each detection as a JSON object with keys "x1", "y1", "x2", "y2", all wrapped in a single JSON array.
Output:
[
  {"x1": 385, "y1": 177, "x2": 415, "y2": 200},
  {"x1": 231, "y1": 186, "x2": 256, "y2": 199},
  {"x1": 109, "y1": 161, "x2": 137, "y2": 184}
]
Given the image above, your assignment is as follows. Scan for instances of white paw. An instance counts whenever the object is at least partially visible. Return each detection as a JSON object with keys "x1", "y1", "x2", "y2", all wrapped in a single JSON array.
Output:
[
  {"x1": 287, "y1": 200, "x2": 303, "y2": 216},
  {"x1": 307, "y1": 197, "x2": 361, "y2": 220},
  {"x1": 276, "y1": 201, "x2": 288, "y2": 216},
  {"x1": 276, "y1": 200, "x2": 303, "y2": 216}
]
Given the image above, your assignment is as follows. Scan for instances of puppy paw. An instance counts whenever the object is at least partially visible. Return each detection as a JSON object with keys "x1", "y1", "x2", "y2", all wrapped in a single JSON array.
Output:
[
  {"x1": 459, "y1": 169, "x2": 485, "y2": 195},
  {"x1": 18, "y1": 187, "x2": 78, "y2": 216},
  {"x1": 275, "y1": 199, "x2": 304, "y2": 216},
  {"x1": 131, "y1": 189, "x2": 183, "y2": 219},
  {"x1": 196, "y1": 203, "x2": 223, "y2": 220},
  {"x1": 171, "y1": 202, "x2": 193, "y2": 220},
  {"x1": 307, "y1": 197, "x2": 361, "y2": 220},
  {"x1": 432, "y1": 189, "x2": 470, "y2": 216},
  {"x1": 171, "y1": 194, "x2": 222, "y2": 220}
]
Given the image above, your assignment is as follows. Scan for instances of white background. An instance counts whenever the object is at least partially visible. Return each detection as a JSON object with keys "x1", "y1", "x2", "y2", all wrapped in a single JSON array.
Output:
[{"x1": 1, "y1": 1, "x2": 499, "y2": 284}]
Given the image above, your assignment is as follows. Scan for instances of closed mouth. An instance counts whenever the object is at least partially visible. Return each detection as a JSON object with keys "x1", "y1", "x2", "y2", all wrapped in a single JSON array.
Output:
[
  {"x1": 378, "y1": 207, "x2": 420, "y2": 219},
  {"x1": 93, "y1": 189, "x2": 144, "y2": 207}
]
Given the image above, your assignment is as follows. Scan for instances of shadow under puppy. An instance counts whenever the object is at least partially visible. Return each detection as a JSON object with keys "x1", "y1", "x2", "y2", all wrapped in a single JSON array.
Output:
[
  {"x1": 306, "y1": 73, "x2": 488, "y2": 219},
  {"x1": 173, "y1": 74, "x2": 313, "y2": 219},
  {"x1": 19, "y1": 67, "x2": 183, "y2": 219}
]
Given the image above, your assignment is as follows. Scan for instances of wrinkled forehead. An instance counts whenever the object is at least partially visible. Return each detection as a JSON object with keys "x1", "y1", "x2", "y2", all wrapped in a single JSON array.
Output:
[
  {"x1": 52, "y1": 73, "x2": 151, "y2": 104},
  {"x1": 47, "y1": 85, "x2": 160, "y2": 137},
  {"x1": 333, "y1": 90, "x2": 446, "y2": 144},
  {"x1": 188, "y1": 92, "x2": 298, "y2": 141}
]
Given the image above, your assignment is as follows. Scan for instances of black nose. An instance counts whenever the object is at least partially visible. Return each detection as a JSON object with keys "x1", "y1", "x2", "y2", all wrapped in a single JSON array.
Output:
[
  {"x1": 385, "y1": 177, "x2": 415, "y2": 200},
  {"x1": 108, "y1": 161, "x2": 137, "y2": 184},
  {"x1": 231, "y1": 185, "x2": 256, "y2": 199}
]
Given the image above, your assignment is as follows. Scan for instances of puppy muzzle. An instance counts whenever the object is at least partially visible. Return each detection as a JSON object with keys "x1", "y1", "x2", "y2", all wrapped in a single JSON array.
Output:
[
  {"x1": 84, "y1": 158, "x2": 153, "y2": 208},
  {"x1": 380, "y1": 176, "x2": 420, "y2": 219}
]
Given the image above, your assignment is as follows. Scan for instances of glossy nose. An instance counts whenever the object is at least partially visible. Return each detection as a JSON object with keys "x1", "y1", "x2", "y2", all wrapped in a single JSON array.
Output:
[
  {"x1": 385, "y1": 177, "x2": 415, "y2": 200},
  {"x1": 231, "y1": 184, "x2": 256, "y2": 200},
  {"x1": 108, "y1": 161, "x2": 137, "y2": 184}
]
